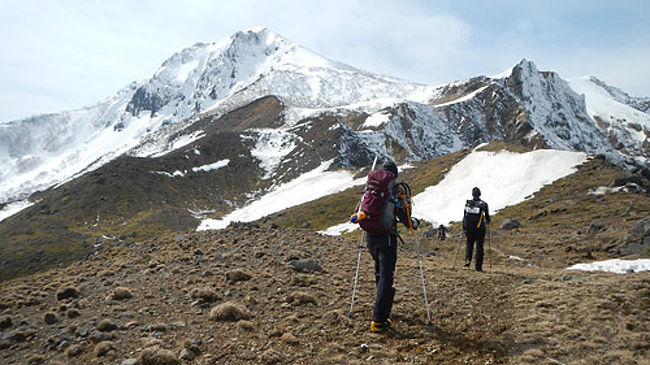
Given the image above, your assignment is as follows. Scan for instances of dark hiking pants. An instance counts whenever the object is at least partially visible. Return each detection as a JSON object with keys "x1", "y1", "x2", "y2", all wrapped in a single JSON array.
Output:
[
  {"x1": 367, "y1": 234, "x2": 397, "y2": 323},
  {"x1": 465, "y1": 228, "x2": 486, "y2": 270}
]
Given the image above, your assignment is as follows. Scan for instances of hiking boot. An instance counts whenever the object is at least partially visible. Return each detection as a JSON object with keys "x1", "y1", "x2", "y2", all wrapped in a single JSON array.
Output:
[
  {"x1": 463, "y1": 259, "x2": 470, "y2": 268},
  {"x1": 370, "y1": 319, "x2": 392, "y2": 333},
  {"x1": 476, "y1": 267, "x2": 483, "y2": 272}
]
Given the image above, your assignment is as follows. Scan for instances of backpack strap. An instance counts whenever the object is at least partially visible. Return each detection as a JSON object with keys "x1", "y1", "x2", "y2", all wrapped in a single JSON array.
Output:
[{"x1": 397, "y1": 234, "x2": 406, "y2": 246}]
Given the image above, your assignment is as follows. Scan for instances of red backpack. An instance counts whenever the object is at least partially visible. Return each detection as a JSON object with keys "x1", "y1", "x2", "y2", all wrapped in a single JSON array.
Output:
[{"x1": 359, "y1": 169, "x2": 396, "y2": 234}]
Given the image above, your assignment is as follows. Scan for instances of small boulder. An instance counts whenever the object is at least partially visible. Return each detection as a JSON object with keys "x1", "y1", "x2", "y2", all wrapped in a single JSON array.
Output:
[
  {"x1": 621, "y1": 216, "x2": 650, "y2": 245},
  {"x1": 588, "y1": 221, "x2": 604, "y2": 234},
  {"x1": 500, "y1": 219, "x2": 521, "y2": 230},
  {"x1": 5, "y1": 327, "x2": 36, "y2": 343},
  {"x1": 145, "y1": 322, "x2": 168, "y2": 332},
  {"x1": 289, "y1": 259, "x2": 323, "y2": 273},
  {"x1": 179, "y1": 348, "x2": 195, "y2": 361}
]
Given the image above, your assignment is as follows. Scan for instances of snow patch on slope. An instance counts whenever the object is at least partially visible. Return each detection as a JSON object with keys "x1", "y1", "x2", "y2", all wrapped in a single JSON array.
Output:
[
  {"x1": 566, "y1": 259, "x2": 650, "y2": 274},
  {"x1": 0, "y1": 200, "x2": 35, "y2": 222},
  {"x1": 192, "y1": 159, "x2": 230, "y2": 172},
  {"x1": 363, "y1": 111, "x2": 391, "y2": 128},
  {"x1": 412, "y1": 149, "x2": 587, "y2": 225},
  {"x1": 197, "y1": 159, "x2": 365, "y2": 230},
  {"x1": 249, "y1": 129, "x2": 297, "y2": 179},
  {"x1": 434, "y1": 85, "x2": 489, "y2": 108},
  {"x1": 318, "y1": 222, "x2": 359, "y2": 236}
]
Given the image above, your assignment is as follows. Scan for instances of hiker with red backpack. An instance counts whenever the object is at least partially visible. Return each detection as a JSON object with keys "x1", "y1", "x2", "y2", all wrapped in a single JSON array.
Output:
[
  {"x1": 349, "y1": 161, "x2": 419, "y2": 332},
  {"x1": 463, "y1": 187, "x2": 491, "y2": 272}
]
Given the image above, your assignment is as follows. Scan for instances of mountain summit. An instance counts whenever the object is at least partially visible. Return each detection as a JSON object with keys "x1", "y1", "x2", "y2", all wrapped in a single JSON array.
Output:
[
  {"x1": 0, "y1": 28, "x2": 648, "y2": 207},
  {"x1": 0, "y1": 28, "x2": 433, "y2": 204}
]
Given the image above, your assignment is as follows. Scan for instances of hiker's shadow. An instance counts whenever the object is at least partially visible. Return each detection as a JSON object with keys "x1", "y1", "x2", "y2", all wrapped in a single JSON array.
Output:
[{"x1": 389, "y1": 315, "x2": 512, "y2": 361}]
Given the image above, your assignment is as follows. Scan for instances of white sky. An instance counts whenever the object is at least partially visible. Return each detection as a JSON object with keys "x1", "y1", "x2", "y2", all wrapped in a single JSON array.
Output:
[{"x1": 1, "y1": 0, "x2": 649, "y2": 121}]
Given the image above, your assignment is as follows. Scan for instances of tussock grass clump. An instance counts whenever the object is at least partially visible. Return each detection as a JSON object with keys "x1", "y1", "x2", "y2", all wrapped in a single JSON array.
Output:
[
  {"x1": 94, "y1": 340, "x2": 115, "y2": 357},
  {"x1": 209, "y1": 302, "x2": 251, "y2": 321},
  {"x1": 286, "y1": 292, "x2": 317, "y2": 306},
  {"x1": 108, "y1": 287, "x2": 133, "y2": 301},
  {"x1": 226, "y1": 269, "x2": 251, "y2": 283},
  {"x1": 142, "y1": 338, "x2": 164, "y2": 348},
  {"x1": 56, "y1": 285, "x2": 79, "y2": 300},
  {"x1": 0, "y1": 315, "x2": 13, "y2": 330},
  {"x1": 43, "y1": 312, "x2": 58, "y2": 325},
  {"x1": 138, "y1": 346, "x2": 180, "y2": 365},
  {"x1": 64, "y1": 344, "x2": 83, "y2": 357},
  {"x1": 237, "y1": 320, "x2": 256, "y2": 332},
  {"x1": 189, "y1": 287, "x2": 219, "y2": 303},
  {"x1": 26, "y1": 354, "x2": 45, "y2": 364},
  {"x1": 67, "y1": 309, "x2": 81, "y2": 318},
  {"x1": 97, "y1": 319, "x2": 118, "y2": 332},
  {"x1": 280, "y1": 332, "x2": 300, "y2": 345}
]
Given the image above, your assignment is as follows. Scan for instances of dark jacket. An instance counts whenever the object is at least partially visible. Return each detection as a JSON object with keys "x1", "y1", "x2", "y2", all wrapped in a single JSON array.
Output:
[{"x1": 463, "y1": 198, "x2": 490, "y2": 231}]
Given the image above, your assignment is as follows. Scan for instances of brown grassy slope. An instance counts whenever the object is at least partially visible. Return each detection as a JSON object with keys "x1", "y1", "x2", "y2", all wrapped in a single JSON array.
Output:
[
  {"x1": 480, "y1": 155, "x2": 650, "y2": 269},
  {"x1": 0, "y1": 225, "x2": 647, "y2": 365}
]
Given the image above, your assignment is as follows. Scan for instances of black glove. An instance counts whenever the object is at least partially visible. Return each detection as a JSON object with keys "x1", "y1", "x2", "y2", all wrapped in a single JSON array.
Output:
[{"x1": 411, "y1": 218, "x2": 420, "y2": 230}]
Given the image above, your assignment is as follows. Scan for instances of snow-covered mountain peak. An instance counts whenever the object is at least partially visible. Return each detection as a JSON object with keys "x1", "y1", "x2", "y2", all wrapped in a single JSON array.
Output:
[
  {"x1": 1, "y1": 29, "x2": 648, "y2": 208},
  {"x1": 490, "y1": 58, "x2": 538, "y2": 80}
]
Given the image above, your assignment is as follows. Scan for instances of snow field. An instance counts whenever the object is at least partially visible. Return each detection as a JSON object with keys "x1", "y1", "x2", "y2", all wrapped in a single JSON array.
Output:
[
  {"x1": 197, "y1": 160, "x2": 365, "y2": 231},
  {"x1": 411, "y1": 149, "x2": 587, "y2": 226},
  {"x1": 566, "y1": 259, "x2": 650, "y2": 274}
]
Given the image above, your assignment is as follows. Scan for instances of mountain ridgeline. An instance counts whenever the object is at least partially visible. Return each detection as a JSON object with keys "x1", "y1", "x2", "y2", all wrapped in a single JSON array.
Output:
[{"x1": 0, "y1": 28, "x2": 649, "y2": 281}]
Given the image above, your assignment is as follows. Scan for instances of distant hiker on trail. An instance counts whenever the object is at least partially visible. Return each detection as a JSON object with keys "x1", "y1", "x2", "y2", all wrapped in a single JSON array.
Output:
[
  {"x1": 437, "y1": 224, "x2": 448, "y2": 240},
  {"x1": 350, "y1": 161, "x2": 419, "y2": 332},
  {"x1": 463, "y1": 187, "x2": 490, "y2": 272}
]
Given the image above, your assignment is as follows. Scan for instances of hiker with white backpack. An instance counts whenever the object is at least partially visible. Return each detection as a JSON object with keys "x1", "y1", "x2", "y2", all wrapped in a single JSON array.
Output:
[{"x1": 463, "y1": 187, "x2": 491, "y2": 272}]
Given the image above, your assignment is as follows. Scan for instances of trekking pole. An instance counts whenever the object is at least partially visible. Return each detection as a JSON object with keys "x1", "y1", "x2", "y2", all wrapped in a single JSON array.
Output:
[
  {"x1": 452, "y1": 232, "x2": 463, "y2": 270},
  {"x1": 488, "y1": 223, "x2": 492, "y2": 269},
  {"x1": 414, "y1": 230, "x2": 432, "y2": 324},
  {"x1": 348, "y1": 155, "x2": 378, "y2": 317}
]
